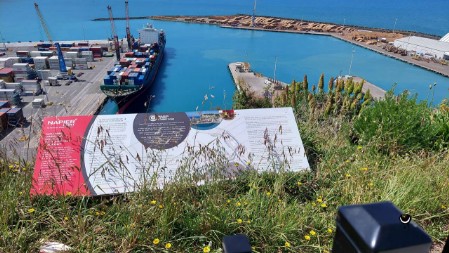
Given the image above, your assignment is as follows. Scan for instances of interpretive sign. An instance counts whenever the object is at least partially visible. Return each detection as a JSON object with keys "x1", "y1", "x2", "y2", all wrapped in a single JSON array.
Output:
[{"x1": 31, "y1": 107, "x2": 309, "y2": 196}]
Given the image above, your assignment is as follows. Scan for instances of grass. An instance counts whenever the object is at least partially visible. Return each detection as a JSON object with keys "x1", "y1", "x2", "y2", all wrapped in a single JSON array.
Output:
[{"x1": 1, "y1": 77, "x2": 449, "y2": 252}]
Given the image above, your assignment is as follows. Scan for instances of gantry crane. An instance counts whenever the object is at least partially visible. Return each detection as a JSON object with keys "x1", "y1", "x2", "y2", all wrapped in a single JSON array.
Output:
[
  {"x1": 34, "y1": 2, "x2": 74, "y2": 79},
  {"x1": 107, "y1": 5, "x2": 121, "y2": 61},
  {"x1": 125, "y1": 0, "x2": 132, "y2": 51}
]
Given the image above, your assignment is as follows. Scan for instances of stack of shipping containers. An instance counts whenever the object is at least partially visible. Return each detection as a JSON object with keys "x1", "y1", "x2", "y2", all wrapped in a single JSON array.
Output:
[{"x1": 12, "y1": 63, "x2": 31, "y2": 82}]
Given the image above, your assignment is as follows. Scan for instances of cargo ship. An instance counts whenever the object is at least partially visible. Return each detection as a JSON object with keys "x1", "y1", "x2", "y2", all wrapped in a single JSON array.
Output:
[{"x1": 100, "y1": 23, "x2": 166, "y2": 113}]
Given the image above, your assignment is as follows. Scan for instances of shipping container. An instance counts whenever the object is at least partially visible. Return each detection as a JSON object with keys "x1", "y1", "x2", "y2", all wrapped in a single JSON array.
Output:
[
  {"x1": 103, "y1": 76, "x2": 113, "y2": 85},
  {"x1": 0, "y1": 112, "x2": 7, "y2": 132},
  {"x1": 0, "y1": 68, "x2": 13, "y2": 76},
  {"x1": 30, "y1": 51, "x2": 42, "y2": 57},
  {"x1": 37, "y1": 70, "x2": 51, "y2": 80},
  {"x1": 40, "y1": 51, "x2": 54, "y2": 57},
  {"x1": 0, "y1": 100, "x2": 10, "y2": 108},
  {"x1": 77, "y1": 42, "x2": 89, "y2": 47},
  {"x1": 16, "y1": 51, "x2": 30, "y2": 57},
  {"x1": 6, "y1": 107, "x2": 24, "y2": 126},
  {"x1": 12, "y1": 63, "x2": 31, "y2": 74}
]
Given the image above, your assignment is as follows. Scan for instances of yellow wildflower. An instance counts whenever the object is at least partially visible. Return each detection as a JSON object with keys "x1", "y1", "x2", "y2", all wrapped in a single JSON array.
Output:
[
  {"x1": 345, "y1": 173, "x2": 351, "y2": 178},
  {"x1": 327, "y1": 228, "x2": 333, "y2": 234},
  {"x1": 360, "y1": 167, "x2": 368, "y2": 172},
  {"x1": 304, "y1": 235, "x2": 311, "y2": 240},
  {"x1": 442, "y1": 205, "x2": 447, "y2": 210},
  {"x1": 203, "y1": 246, "x2": 211, "y2": 253},
  {"x1": 64, "y1": 216, "x2": 69, "y2": 221},
  {"x1": 153, "y1": 238, "x2": 160, "y2": 245},
  {"x1": 368, "y1": 182, "x2": 374, "y2": 187},
  {"x1": 266, "y1": 191, "x2": 271, "y2": 196},
  {"x1": 237, "y1": 218, "x2": 243, "y2": 224},
  {"x1": 165, "y1": 243, "x2": 172, "y2": 249},
  {"x1": 19, "y1": 191, "x2": 23, "y2": 196},
  {"x1": 357, "y1": 146, "x2": 363, "y2": 150},
  {"x1": 246, "y1": 220, "x2": 251, "y2": 224},
  {"x1": 316, "y1": 198, "x2": 323, "y2": 203},
  {"x1": 321, "y1": 203, "x2": 327, "y2": 208},
  {"x1": 158, "y1": 204, "x2": 164, "y2": 209},
  {"x1": 312, "y1": 202, "x2": 316, "y2": 207},
  {"x1": 226, "y1": 199, "x2": 231, "y2": 204},
  {"x1": 284, "y1": 241, "x2": 291, "y2": 248},
  {"x1": 28, "y1": 208, "x2": 35, "y2": 214},
  {"x1": 236, "y1": 202, "x2": 241, "y2": 207},
  {"x1": 66, "y1": 191, "x2": 72, "y2": 196},
  {"x1": 310, "y1": 230, "x2": 316, "y2": 236},
  {"x1": 297, "y1": 181, "x2": 302, "y2": 187},
  {"x1": 150, "y1": 200, "x2": 157, "y2": 205}
]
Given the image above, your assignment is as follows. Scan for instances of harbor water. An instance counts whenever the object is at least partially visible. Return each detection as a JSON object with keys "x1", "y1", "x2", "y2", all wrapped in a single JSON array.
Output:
[{"x1": 1, "y1": 1, "x2": 449, "y2": 113}]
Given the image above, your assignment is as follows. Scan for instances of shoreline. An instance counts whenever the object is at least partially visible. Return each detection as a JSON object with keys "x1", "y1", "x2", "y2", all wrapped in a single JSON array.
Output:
[{"x1": 150, "y1": 15, "x2": 449, "y2": 78}]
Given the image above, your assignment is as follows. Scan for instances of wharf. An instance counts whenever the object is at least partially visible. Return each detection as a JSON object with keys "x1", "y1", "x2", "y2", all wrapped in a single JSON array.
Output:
[
  {"x1": 228, "y1": 62, "x2": 287, "y2": 98},
  {"x1": 0, "y1": 41, "x2": 117, "y2": 161}
]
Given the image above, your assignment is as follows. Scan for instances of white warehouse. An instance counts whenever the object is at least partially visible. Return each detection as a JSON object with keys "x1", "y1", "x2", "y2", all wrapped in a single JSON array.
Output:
[{"x1": 393, "y1": 35, "x2": 449, "y2": 60}]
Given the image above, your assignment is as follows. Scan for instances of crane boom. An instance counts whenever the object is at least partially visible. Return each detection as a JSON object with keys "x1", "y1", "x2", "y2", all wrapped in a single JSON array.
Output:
[
  {"x1": 107, "y1": 5, "x2": 121, "y2": 61},
  {"x1": 125, "y1": 0, "x2": 132, "y2": 51},
  {"x1": 34, "y1": 2, "x2": 53, "y2": 43},
  {"x1": 34, "y1": 2, "x2": 72, "y2": 76}
]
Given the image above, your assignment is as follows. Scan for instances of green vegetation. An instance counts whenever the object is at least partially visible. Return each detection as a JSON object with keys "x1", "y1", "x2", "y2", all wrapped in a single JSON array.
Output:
[{"x1": 2, "y1": 75, "x2": 449, "y2": 252}]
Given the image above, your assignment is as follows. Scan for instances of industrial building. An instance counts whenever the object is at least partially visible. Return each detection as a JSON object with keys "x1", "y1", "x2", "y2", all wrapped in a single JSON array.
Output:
[{"x1": 393, "y1": 34, "x2": 449, "y2": 60}]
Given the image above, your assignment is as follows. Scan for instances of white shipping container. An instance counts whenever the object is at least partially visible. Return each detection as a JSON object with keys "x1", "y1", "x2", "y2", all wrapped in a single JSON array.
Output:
[
  {"x1": 37, "y1": 70, "x2": 51, "y2": 80},
  {"x1": 33, "y1": 56, "x2": 48, "y2": 62},
  {"x1": 81, "y1": 55, "x2": 94, "y2": 62},
  {"x1": 21, "y1": 80, "x2": 38, "y2": 86},
  {"x1": 65, "y1": 52, "x2": 79, "y2": 59},
  {"x1": 2, "y1": 58, "x2": 16, "y2": 68},
  {"x1": 74, "y1": 58, "x2": 87, "y2": 64},
  {"x1": 3, "y1": 82, "x2": 20, "y2": 89},
  {"x1": 0, "y1": 89, "x2": 20, "y2": 100},
  {"x1": 81, "y1": 51, "x2": 93, "y2": 56},
  {"x1": 34, "y1": 63, "x2": 48, "y2": 70},
  {"x1": 9, "y1": 57, "x2": 20, "y2": 64},
  {"x1": 30, "y1": 51, "x2": 42, "y2": 57},
  {"x1": 13, "y1": 63, "x2": 30, "y2": 71}
]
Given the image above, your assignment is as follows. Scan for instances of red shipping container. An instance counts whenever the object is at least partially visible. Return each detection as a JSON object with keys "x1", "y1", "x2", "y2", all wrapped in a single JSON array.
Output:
[{"x1": 0, "y1": 68, "x2": 13, "y2": 76}]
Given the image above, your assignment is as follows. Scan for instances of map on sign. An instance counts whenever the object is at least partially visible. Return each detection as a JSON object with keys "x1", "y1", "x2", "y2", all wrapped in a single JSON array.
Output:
[{"x1": 31, "y1": 107, "x2": 310, "y2": 196}]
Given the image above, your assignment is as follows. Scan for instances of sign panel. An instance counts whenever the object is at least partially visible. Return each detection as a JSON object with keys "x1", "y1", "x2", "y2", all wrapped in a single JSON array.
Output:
[{"x1": 31, "y1": 108, "x2": 309, "y2": 196}]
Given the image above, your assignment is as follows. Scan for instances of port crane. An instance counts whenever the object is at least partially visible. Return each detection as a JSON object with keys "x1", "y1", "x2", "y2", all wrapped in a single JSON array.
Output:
[
  {"x1": 107, "y1": 5, "x2": 121, "y2": 61},
  {"x1": 125, "y1": 0, "x2": 133, "y2": 51},
  {"x1": 34, "y1": 2, "x2": 75, "y2": 80}
]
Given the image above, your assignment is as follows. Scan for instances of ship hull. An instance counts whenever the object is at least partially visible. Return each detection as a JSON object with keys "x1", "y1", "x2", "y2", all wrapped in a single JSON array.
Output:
[{"x1": 114, "y1": 46, "x2": 164, "y2": 113}]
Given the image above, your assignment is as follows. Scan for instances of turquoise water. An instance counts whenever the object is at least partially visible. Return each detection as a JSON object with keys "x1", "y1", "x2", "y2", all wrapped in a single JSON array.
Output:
[
  {"x1": 141, "y1": 22, "x2": 449, "y2": 112},
  {"x1": 1, "y1": 1, "x2": 449, "y2": 113}
]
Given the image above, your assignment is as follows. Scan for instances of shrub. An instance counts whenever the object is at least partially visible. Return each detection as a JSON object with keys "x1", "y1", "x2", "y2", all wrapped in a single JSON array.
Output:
[{"x1": 353, "y1": 90, "x2": 435, "y2": 154}]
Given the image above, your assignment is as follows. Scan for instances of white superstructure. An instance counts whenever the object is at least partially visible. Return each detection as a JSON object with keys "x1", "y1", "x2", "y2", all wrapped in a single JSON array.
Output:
[{"x1": 138, "y1": 23, "x2": 160, "y2": 45}]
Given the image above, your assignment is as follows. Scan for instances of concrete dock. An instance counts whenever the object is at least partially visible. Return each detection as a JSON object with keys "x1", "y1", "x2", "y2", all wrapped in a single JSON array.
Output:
[
  {"x1": 228, "y1": 62, "x2": 287, "y2": 99},
  {"x1": 0, "y1": 41, "x2": 117, "y2": 161}
]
